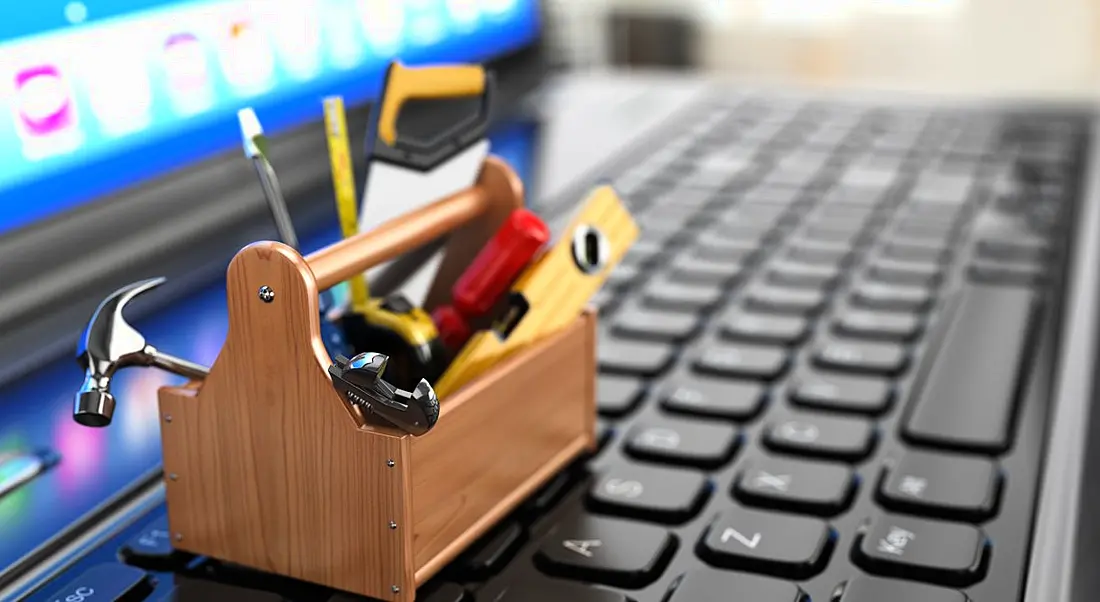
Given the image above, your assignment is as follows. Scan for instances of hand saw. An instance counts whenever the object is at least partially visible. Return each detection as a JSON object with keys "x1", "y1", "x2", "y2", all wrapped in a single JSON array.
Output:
[
  {"x1": 358, "y1": 60, "x2": 495, "y2": 310},
  {"x1": 331, "y1": 61, "x2": 493, "y2": 388}
]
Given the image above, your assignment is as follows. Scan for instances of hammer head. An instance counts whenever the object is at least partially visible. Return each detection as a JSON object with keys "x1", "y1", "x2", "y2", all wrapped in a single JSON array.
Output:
[{"x1": 74, "y1": 277, "x2": 165, "y2": 427}]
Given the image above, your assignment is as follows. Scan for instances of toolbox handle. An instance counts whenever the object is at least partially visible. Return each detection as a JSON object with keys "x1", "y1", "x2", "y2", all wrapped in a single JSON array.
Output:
[{"x1": 307, "y1": 159, "x2": 513, "y2": 291}]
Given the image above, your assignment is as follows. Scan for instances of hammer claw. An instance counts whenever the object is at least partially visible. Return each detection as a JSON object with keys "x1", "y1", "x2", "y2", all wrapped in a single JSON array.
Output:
[{"x1": 74, "y1": 277, "x2": 209, "y2": 427}]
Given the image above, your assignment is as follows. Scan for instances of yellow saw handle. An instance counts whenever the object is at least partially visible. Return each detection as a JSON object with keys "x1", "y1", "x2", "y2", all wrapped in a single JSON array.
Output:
[{"x1": 376, "y1": 61, "x2": 485, "y2": 146}]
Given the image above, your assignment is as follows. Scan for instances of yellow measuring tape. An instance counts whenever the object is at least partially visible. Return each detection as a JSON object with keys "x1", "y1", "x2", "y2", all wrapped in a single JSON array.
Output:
[{"x1": 322, "y1": 95, "x2": 370, "y2": 313}]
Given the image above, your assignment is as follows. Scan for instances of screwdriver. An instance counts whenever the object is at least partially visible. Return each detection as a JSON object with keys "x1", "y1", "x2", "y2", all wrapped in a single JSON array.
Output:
[
  {"x1": 236, "y1": 107, "x2": 350, "y2": 359},
  {"x1": 432, "y1": 208, "x2": 550, "y2": 351}
]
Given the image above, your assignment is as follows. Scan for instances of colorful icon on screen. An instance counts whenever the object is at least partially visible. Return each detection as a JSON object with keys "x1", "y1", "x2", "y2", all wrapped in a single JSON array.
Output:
[
  {"x1": 84, "y1": 49, "x2": 153, "y2": 136},
  {"x1": 0, "y1": 452, "x2": 46, "y2": 499},
  {"x1": 325, "y1": 4, "x2": 366, "y2": 69},
  {"x1": 220, "y1": 20, "x2": 275, "y2": 93},
  {"x1": 270, "y1": 1, "x2": 323, "y2": 80},
  {"x1": 359, "y1": 0, "x2": 405, "y2": 53},
  {"x1": 446, "y1": 0, "x2": 480, "y2": 29},
  {"x1": 11, "y1": 63, "x2": 83, "y2": 160},
  {"x1": 481, "y1": 0, "x2": 517, "y2": 15},
  {"x1": 163, "y1": 32, "x2": 214, "y2": 114},
  {"x1": 408, "y1": 0, "x2": 445, "y2": 45}
]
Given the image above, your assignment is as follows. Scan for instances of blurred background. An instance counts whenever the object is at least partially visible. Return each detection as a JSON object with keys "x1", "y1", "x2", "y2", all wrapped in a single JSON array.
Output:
[
  {"x1": 0, "y1": 2, "x2": 1093, "y2": 600},
  {"x1": 543, "y1": 0, "x2": 1100, "y2": 98}
]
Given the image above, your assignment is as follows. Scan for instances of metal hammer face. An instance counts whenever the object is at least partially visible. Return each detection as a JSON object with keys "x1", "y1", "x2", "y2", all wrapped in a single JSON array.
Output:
[{"x1": 75, "y1": 277, "x2": 209, "y2": 427}]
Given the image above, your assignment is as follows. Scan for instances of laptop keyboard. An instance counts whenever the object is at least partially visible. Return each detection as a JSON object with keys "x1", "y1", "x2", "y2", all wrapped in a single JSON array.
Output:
[{"x1": 15, "y1": 96, "x2": 1088, "y2": 601}]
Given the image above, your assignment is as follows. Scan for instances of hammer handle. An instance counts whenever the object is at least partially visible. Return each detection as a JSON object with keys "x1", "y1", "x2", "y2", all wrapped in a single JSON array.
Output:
[{"x1": 148, "y1": 347, "x2": 211, "y2": 380}]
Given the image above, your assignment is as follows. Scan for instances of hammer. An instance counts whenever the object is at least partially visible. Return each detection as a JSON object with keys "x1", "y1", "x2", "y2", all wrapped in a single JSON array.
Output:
[{"x1": 74, "y1": 277, "x2": 209, "y2": 427}]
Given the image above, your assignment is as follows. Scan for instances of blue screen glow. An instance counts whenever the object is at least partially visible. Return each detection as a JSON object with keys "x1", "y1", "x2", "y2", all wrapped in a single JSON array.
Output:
[{"x1": 0, "y1": 0, "x2": 540, "y2": 235}]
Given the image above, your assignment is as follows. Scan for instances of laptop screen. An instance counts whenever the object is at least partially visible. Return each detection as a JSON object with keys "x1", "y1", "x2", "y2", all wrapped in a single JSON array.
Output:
[{"x1": 0, "y1": 0, "x2": 540, "y2": 236}]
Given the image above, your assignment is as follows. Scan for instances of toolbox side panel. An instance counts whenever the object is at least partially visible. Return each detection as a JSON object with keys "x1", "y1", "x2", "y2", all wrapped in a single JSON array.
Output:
[
  {"x1": 158, "y1": 243, "x2": 414, "y2": 601},
  {"x1": 409, "y1": 312, "x2": 597, "y2": 582}
]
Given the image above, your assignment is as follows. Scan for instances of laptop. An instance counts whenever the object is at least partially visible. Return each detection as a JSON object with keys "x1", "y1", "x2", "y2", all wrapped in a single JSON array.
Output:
[{"x1": 0, "y1": 1, "x2": 1094, "y2": 601}]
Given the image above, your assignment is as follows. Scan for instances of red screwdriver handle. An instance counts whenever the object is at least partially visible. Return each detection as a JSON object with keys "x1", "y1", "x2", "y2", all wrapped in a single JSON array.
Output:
[
  {"x1": 432, "y1": 305, "x2": 472, "y2": 351},
  {"x1": 452, "y1": 209, "x2": 550, "y2": 318}
]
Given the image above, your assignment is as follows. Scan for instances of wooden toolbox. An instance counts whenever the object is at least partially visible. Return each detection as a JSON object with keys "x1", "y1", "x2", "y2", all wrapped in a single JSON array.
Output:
[{"x1": 155, "y1": 157, "x2": 598, "y2": 600}]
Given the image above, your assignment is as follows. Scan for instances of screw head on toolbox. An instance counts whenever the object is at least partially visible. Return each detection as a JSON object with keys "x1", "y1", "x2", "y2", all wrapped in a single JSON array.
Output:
[
  {"x1": 258, "y1": 285, "x2": 275, "y2": 303},
  {"x1": 571, "y1": 224, "x2": 610, "y2": 275}
]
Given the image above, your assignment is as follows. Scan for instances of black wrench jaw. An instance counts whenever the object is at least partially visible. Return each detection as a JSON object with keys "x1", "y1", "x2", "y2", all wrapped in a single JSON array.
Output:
[{"x1": 328, "y1": 354, "x2": 440, "y2": 436}]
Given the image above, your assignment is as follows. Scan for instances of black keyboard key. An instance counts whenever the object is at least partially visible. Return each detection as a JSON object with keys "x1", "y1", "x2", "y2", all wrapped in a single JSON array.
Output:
[
  {"x1": 643, "y1": 279, "x2": 725, "y2": 312},
  {"x1": 853, "y1": 514, "x2": 989, "y2": 587},
  {"x1": 694, "y1": 235, "x2": 765, "y2": 262},
  {"x1": 813, "y1": 204, "x2": 876, "y2": 221},
  {"x1": 704, "y1": 222, "x2": 775, "y2": 242},
  {"x1": 883, "y1": 241, "x2": 950, "y2": 263},
  {"x1": 622, "y1": 239, "x2": 664, "y2": 265},
  {"x1": 698, "y1": 221, "x2": 772, "y2": 242},
  {"x1": 786, "y1": 241, "x2": 852, "y2": 266},
  {"x1": 524, "y1": 471, "x2": 576, "y2": 516},
  {"x1": 802, "y1": 224, "x2": 864, "y2": 245},
  {"x1": 976, "y1": 237, "x2": 1048, "y2": 261},
  {"x1": 639, "y1": 211, "x2": 692, "y2": 234},
  {"x1": 833, "y1": 308, "x2": 922, "y2": 342},
  {"x1": 903, "y1": 285, "x2": 1037, "y2": 453},
  {"x1": 158, "y1": 580, "x2": 283, "y2": 601},
  {"x1": 734, "y1": 456, "x2": 856, "y2": 516},
  {"x1": 590, "y1": 462, "x2": 709, "y2": 523},
  {"x1": 597, "y1": 375, "x2": 645, "y2": 418},
  {"x1": 697, "y1": 506, "x2": 833, "y2": 579},
  {"x1": 419, "y1": 583, "x2": 470, "y2": 602},
  {"x1": 607, "y1": 263, "x2": 642, "y2": 288},
  {"x1": 744, "y1": 284, "x2": 828, "y2": 315},
  {"x1": 591, "y1": 289, "x2": 618, "y2": 314},
  {"x1": 851, "y1": 281, "x2": 933, "y2": 311},
  {"x1": 667, "y1": 570, "x2": 805, "y2": 602},
  {"x1": 878, "y1": 451, "x2": 1002, "y2": 521},
  {"x1": 723, "y1": 205, "x2": 788, "y2": 225},
  {"x1": 596, "y1": 421, "x2": 613, "y2": 451},
  {"x1": 790, "y1": 370, "x2": 893, "y2": 415},
  {"x1": 668, "y1": 255, "x2": 745, "y2": 285},
  {"x1": 625, "y1": 418, "x2": 740, "y2": 468},
  {"x1": 721, "y1": 311, "x2": 810, "y2": 345},
  {"x1": 765, "y1": 412, "x2": 876, "y2": 461},
  {"x1": 967, "y1": 262, "x2": 1045, "y2": 286},
  {"x1": 612, "y1": 307, "x2": 700, "y2": 342},
  {"x1": 868, "y1": 259, "x2": 943, "y2": 287},
  {"x1": 535, "y1": 514, "x2": 676, "y2": 587},
  {"x1": 838, "y1": 576, "x2": 967, "y2": 602},
  {"x1": 638, "y1": 227, "x2": 677, "y2": 246},
  {"x1": 40, "y1": 564, "x2": 152, "y2": 602},
  {"x1": 693, "y1": 343, "x2": 790, "y2": 380},
  {"x1": 660, "y1": 376, "x2": 767, "y2": 420},
  {"x1": 485, "y1": 579, "x2": 630, "y2": 602},
  {"x1": 119, "y1": 514, "x2": 188, "y2": 569},
  {"x1": 767, "y1": 261, "x2": 840, "y2": 288},
  {"x1": 893, "y1": 221, "x2": 954, "y2": 241},
  {"x1": 462, "y1": 521, "x2": 526, "y2": 579},
  {"x1": 599, "y1": 338, "x2": 675, "y2": 377},
  {"x1": 814, "y1": 338, "x2": 909, "y2": 376}
]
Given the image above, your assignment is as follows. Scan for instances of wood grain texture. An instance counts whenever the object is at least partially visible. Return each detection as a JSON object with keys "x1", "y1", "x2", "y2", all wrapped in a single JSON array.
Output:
[
  {"x1": 159, "y1": 242, "x2": 414, "y2": 601},
  {"x1": 422, "y1": 156, "x2": 525, "y2": 311},
  {"x1": 307, "y1": 156, "x2": 522, "y2": 294},
  {"x1": 409, "y1": 311, "x2": 597, "y2": 576},
  {"x1": 156, "y1": 161, "x2": 594, "y2": 599}
]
